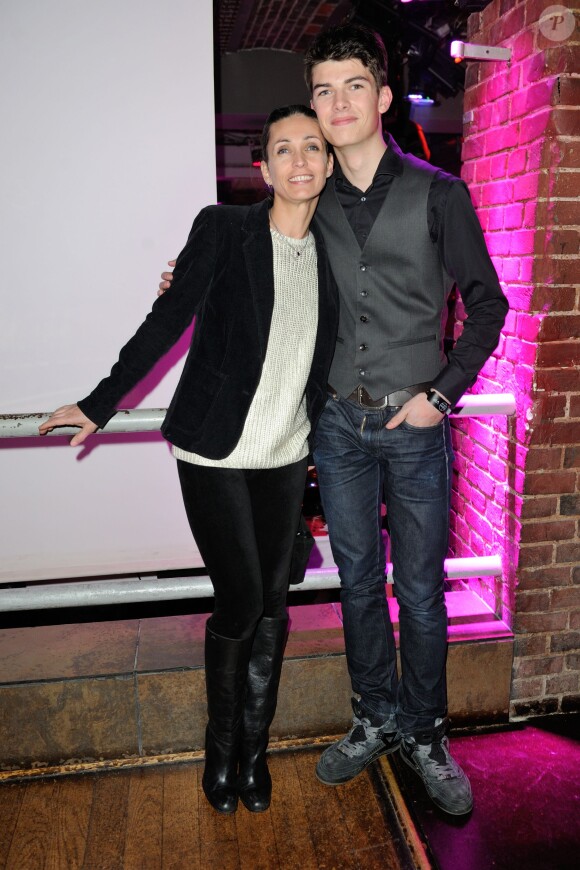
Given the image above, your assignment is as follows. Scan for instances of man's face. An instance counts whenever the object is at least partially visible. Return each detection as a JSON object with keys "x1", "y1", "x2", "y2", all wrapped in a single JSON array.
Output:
[{"x1": 310, "y1": 58, "x2": 392, "y2": 151}]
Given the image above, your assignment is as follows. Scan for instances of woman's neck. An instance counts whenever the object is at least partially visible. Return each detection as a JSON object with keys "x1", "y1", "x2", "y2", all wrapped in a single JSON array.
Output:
[{"x1": 268, "y1": 200, "x2": 317, "y2": 239}]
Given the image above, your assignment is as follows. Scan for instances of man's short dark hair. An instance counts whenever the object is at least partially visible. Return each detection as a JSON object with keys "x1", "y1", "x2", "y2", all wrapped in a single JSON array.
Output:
[{"x1": 304, "y1": 24, "x2": 388, "y2": 94}]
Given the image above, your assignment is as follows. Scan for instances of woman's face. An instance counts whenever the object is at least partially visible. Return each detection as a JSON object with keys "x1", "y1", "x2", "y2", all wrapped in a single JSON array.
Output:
[{"x1": 261, "y1": 114, "x2": 333, "y2": 207}]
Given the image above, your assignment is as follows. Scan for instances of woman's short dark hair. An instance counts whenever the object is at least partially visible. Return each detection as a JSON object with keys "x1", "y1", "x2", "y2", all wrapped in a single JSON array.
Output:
[
  {"x1": 304, "y1": 24, "x2": 388, "y2": 94},
  {"x1": 260, "y1": 104, "x2": 324, "y2": 162}
]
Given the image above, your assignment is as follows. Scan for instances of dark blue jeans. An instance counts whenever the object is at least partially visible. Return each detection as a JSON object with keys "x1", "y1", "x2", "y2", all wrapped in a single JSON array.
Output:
[{"x1": 313, "y1": 394, "x2": 453, "y2": 734}]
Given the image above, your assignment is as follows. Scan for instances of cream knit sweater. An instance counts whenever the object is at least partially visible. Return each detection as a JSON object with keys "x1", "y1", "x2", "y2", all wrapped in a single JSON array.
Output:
[{"x1": 172, "y1": 228, "x2": 318, "y2": 469}]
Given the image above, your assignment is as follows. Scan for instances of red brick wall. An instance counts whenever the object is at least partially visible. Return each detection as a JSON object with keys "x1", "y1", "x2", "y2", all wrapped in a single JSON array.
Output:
[{"x1": 453, "y1": 0, "x2": 579, "y2": 717}]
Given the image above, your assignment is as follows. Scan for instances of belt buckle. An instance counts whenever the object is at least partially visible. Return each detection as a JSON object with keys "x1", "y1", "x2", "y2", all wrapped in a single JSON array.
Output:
[{"x1": 357, "y1": 385, "x2": 386, "y2": 409}]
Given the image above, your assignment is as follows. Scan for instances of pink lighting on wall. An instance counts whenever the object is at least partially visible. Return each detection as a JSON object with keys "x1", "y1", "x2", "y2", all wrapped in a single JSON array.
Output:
[
  {"x1": 452, "y1": 49, "x2": 549, "y2": 602},
  {"x1": 452, "y1": 2, "x2": 579, "y2": 727}
]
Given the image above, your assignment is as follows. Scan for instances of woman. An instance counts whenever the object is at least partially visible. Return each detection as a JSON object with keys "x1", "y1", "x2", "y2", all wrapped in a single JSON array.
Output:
[{"x1": 39, "y1": 105, "x2": 337, "y2": 815}]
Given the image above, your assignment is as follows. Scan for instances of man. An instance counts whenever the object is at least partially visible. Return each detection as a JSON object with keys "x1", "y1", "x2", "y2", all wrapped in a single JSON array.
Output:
[
  {"x1": 303, "y1": 25, "x2": 506, "y2": 817},
  {"x1": 160, "y1": 24, "x2": 508, "y2": 817}
]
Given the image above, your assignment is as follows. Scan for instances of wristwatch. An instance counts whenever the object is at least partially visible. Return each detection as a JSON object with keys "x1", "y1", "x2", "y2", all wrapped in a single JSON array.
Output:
[{"x1": 426, "y1": 389, "x2": 452, "y2": 415}]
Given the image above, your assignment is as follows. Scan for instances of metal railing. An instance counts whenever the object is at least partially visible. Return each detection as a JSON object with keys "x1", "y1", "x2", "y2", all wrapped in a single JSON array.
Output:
[
  {"x1": 0, "y1": 395, "x2": 515, "y2": 610},
  {"x1": 0, "y1": 556, "x2": 502, "y2": 612},
  {"x1": 0, "y1": 393, "x2": 516, "y2": 438}
]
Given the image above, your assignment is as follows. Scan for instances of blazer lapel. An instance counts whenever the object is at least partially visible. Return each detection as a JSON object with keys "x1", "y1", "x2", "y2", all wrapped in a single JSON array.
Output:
[
  {"x1": 242, "y1": 201, "x2": 275, "y2": 358},
  {"x1": 311, "y1": 222, "x2": 339, "y2": 377}
]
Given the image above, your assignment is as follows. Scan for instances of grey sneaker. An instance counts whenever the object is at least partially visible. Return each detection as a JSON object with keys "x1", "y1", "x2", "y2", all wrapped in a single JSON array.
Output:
[
  {"x1": 316, "y1": 698, "x2": 400, "y2": 786},
  {"x1": 400, "y1": 719, "x2": 473, "y2": 815}
]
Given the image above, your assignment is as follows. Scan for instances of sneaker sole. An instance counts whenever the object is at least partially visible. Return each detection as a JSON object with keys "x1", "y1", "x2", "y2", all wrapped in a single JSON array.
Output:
[
  {"x1": 399, "y1": 749, "x2": 473, "y2": 816},
  {"x1": 315, "y1": 740, "x2": 401, "y2": 786}
]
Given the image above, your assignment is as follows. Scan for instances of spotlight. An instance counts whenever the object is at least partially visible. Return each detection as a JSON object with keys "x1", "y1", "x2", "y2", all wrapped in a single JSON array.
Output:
[{"x1": 407, "y1": 93, "x2": 435, "y2": 105}]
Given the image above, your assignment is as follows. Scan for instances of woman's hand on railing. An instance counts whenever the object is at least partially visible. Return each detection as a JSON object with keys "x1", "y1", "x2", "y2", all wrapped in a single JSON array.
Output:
[{"x1": 38, "y1": 404, "x2": 98, "y2": 446}]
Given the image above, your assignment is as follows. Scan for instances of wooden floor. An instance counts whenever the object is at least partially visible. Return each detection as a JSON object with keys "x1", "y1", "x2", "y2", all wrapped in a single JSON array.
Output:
[{"x1": 0, "y1": 748, "x2": 421, "y2": 870}]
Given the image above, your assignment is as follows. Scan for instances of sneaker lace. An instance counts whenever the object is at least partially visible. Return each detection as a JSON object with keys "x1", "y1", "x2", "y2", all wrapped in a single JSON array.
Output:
[
  {"x1": 337, "y1": 717, "x2": 381, "y2": 758},
  {"x1": 422, "y1": 738, "x2": 459, "y2": 781}
]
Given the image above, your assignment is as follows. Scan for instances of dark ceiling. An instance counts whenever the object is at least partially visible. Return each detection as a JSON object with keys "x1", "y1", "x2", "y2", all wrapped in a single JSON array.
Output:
[{"x1": 215, "y1": 0, "x2": 493, "y2": 101}]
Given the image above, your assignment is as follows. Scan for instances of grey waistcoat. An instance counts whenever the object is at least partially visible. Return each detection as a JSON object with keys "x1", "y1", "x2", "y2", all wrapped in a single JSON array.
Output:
[{"x1": 315, "y1": 152, "x2": 455, "y2": 399}]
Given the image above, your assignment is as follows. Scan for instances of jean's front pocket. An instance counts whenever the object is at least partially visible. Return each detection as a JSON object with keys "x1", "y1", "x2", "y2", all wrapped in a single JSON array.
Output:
[{"x1": 399, "y1": 419, "x2": 444, "y2": 433}]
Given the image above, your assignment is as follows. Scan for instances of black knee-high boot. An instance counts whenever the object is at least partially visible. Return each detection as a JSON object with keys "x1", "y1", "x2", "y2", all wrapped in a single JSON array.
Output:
[
  {"x1": 238, "y1": 617, "x2": 289, "y2": 812},
  {"x1": 202, "y1": 624, "x2": 253, "y2": 814}
]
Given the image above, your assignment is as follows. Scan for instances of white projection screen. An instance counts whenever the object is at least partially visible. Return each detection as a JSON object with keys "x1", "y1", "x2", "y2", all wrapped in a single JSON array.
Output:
[{"x1": 0, "y1": 1, "x2": 216, "y2": 582}]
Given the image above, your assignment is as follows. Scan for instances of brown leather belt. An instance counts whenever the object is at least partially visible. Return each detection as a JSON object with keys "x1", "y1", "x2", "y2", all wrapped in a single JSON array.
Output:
[{"x1": 328, "y1": 382, "x2": 431, "y2": 410}]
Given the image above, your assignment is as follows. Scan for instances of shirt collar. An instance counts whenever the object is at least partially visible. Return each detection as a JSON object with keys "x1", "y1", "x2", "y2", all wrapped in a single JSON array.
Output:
[{"x1": 332, "y1": 133, "x2": 405, "y2": 188}]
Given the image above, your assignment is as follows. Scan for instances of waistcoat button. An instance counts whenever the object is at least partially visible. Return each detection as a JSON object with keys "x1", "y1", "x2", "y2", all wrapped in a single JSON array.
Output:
[{"x1": 360, "y1": 315, "x2": 369, "y2": 323}]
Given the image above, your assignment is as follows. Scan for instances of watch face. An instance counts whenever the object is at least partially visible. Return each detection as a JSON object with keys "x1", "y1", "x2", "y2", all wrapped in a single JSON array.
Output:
[{"x1": 428, "y1": 391, "x2": 449, "y2": 414}]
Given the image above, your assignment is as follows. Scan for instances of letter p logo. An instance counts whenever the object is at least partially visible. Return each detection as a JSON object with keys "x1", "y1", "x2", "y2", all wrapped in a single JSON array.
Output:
[{"x1": 539, "y1": 6, "x2": 576, "y2": 42}]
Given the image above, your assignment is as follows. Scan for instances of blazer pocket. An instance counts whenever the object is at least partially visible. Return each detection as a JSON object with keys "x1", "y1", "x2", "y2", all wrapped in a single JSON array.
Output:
[{"x1": 166, "y1": 360, "x2": 227, "y2": 433}]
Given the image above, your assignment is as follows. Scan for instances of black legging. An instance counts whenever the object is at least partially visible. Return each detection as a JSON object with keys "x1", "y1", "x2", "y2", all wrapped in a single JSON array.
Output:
[{"x1": 177, "y1": 457, "x2": 307, "y2": 639}]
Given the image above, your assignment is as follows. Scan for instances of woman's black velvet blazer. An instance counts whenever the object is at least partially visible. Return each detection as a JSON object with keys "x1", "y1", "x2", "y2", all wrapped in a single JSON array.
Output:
[{"x1": 78, "y1": 199, "x2": 339, "y2": 460}]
